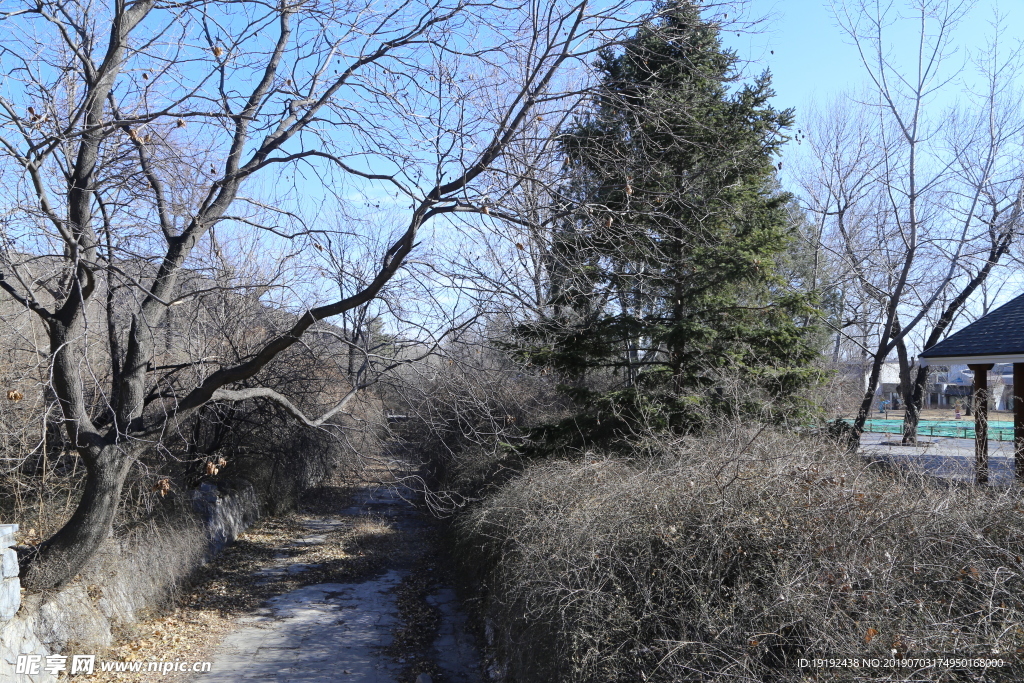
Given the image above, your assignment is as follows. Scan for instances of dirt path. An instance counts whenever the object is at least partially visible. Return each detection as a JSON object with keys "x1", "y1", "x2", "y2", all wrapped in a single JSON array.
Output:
[
  {"x1": 89, "y1": 475, "x2": 482, "y2": 683},
  {"x1": 195, "y1": 485, "x2": 482, "y2": 682}
]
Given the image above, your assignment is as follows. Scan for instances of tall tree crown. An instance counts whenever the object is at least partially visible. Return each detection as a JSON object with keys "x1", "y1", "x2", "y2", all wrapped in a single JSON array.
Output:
[{"x1": 517, "y1": 0, "x2": 820, "y2": 446}]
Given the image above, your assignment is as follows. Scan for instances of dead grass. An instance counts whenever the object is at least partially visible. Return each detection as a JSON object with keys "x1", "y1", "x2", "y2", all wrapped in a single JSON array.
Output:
[{"x1": 457, "y1": 426, "x2": 1024, "y2": 682}]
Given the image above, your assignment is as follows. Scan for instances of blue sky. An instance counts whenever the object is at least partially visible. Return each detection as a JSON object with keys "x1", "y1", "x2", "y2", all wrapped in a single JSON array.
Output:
[
  {"x1": 721, "y1": 0, "x2": 1024, "y2": 329},
  {"x1": 725, "y1": 0, "x2": 1024, "y2": 130}
]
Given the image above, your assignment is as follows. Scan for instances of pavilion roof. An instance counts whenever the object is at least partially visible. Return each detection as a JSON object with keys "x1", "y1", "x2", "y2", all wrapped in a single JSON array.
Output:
[{"x1": 919, "y1": 292, "x2": 1024, "y2": 365}]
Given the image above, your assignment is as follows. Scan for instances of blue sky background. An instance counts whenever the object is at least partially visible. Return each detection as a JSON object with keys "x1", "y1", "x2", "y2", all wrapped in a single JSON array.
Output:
[
  {"x1": 721, "y1": 1, "x2": 1024, "y2": 317},
  {"x1": 726, "y1": 0, "x2": 1024, "y2": 127}
]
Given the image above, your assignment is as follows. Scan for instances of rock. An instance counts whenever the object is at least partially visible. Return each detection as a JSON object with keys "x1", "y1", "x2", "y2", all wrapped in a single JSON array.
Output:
[
  {"x1": 0, "y1": 613, "x2": 55, "y2": 683},
  {"x1": 0, "y1": 525, "x2": 18, "y2": 551},
  {"x1": 35, "y1": 587, "x2": 111, "y2": 650},
  {"x1": 0, "y1": 579, "x2": 19, "y2": 620},
  {"x1": 416, "y1": 674, "x2": 433, "y2": 683},
  {"x1": 191, "y1": 480, "x2": 260, "y2": 556},
  {"x1": 0, "y1": 550, "x2": 17, "y2": 580}
]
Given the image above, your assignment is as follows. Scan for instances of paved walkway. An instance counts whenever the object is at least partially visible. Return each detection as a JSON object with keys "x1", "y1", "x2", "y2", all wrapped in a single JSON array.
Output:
[
  {"x1": 203, "y1": 576, "x2": 405, "y2": 682},
  {"x1": 200, "y1": 486, "x2": 482, "y2": 683},
  {"x1": 859, "y1": 431, "x2": 1019, "y2": 485}
]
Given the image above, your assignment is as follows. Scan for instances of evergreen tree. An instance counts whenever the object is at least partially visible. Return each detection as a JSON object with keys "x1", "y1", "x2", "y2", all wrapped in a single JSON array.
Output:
[{"x1": 516, "y1": 0, "x2": 820, "y2": 447}]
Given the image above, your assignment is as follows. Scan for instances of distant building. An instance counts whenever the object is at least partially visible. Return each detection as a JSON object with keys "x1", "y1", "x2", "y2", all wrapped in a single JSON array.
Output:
[
  {"x1": 839, "y1": 361, "x2": 1013, "y2": 411},
  {"x1": 921, "y1": 363, "x2": 1013, "y2": 410},
  {"x1": 876, "y1": 361, "x2": 902, "y2": 408}
]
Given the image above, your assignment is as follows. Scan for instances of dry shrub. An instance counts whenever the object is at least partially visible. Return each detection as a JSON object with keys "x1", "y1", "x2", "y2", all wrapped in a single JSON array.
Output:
[
  {"x1": 458, "y1": 427, "x2": 1024, "y2": 682},
  {"x1": 389, "y1": 338, "x2": 564, "y2": 508}
]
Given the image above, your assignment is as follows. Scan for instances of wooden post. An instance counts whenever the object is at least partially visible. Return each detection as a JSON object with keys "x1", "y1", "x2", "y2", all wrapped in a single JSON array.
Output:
[
  {"x1": 1016, "y1": 363, "x2": 1024, "y2": 482},
  {"x1": 970, "y1": 364, "x2": 994, "y2": 485}
]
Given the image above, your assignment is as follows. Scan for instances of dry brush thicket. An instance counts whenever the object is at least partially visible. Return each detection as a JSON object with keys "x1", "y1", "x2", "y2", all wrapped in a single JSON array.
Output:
[
  {"x1": 0, "y1": 270, "x2": 370, "y2": 550},
  {"x1": 0, "y1": 274, "x2": 378, "y2": 607},
  {"x1": 453, "y1": 426, "x2": 1024, "y2": 681},
  {"x1": 385, "y1": 336, "x2": 565, "y2": 504}
]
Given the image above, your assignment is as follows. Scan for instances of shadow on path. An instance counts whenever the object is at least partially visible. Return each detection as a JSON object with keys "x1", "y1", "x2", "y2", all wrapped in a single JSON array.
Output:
[
  {"x1": 859, "y1": 432, "x2": 1018, "y2": 486},
  {"x1": 198, "y1": 483, "x2": 482, "y2": 683}
]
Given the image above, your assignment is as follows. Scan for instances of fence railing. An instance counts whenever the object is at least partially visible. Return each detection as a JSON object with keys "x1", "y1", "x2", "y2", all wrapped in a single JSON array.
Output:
[{"x1": 857, "y1": 420, "x2": 1015, "y2": 441}]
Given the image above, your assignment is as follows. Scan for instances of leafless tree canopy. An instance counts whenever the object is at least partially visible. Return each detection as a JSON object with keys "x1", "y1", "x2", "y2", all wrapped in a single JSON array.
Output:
[
  {"x1": 798, "y1": 0, "x2": 1024, "y2": 442},
  {"x1": 0, "y1": 0, "x2": 647, "y2": 587}
]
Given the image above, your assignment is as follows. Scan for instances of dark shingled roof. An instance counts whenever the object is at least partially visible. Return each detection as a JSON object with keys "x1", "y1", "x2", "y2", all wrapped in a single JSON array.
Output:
[{"x1": 920, "y1": 292, "x2": 1024, "y2": 359}]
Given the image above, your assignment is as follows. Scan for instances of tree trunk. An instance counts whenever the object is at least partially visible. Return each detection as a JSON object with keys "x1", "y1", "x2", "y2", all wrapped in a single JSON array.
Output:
[
  {"x1": 22, "y1": 445, "x2": 133, "y2": 589},
  {"x1": 903, "y1": 365, "x2": 928, "y2": 445},
  {"x1": 893, "y1": 320, "x2": 916, "y2": 444},
  {"x1": 899, "y1": 230, "x2": 1015, "y2": 445},
  {"x1": 851, "y1": 350, "x2": 887, "y2": 449}
]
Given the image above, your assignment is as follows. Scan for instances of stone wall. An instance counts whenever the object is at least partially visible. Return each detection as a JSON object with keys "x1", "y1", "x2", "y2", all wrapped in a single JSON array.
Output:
[
  {"x1": 191, "y1": 480, "x2": 261, "y2": 557},
  {"x1": 1, "y1": 525, "x2": 19, "y2": 620},
  {"x1": 0, "y1": 525, "x2": 53, "y2": 683},
  {"x1": 0, "y1": 481, "x2": 260, "y2": 682}
]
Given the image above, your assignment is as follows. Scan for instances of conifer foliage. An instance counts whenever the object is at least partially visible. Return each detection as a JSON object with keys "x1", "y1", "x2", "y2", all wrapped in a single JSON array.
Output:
[{"x1": 517, "y1": 1, "x2": 819, "y2": 446}]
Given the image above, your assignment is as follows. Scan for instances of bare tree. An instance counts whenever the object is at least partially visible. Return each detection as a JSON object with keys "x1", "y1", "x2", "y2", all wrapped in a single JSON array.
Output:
[
  {"x1": 801, "y1": 0, "x2": 1023, "y2": 444},
  {"x1": 0, "y1": 0, "x2": 642, "y2": 588},
  {"x1": 898, "y1": 28, "x2": 1024, "y2": 441}
]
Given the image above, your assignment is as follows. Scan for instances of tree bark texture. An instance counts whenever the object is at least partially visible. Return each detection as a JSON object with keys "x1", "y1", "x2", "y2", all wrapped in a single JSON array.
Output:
[
  {"x1": 23, "y1": 446, "x2": 134, "y2": 588},
  {"x1": 970, "y1": 364, "x2": 992, "y2": 486}
]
